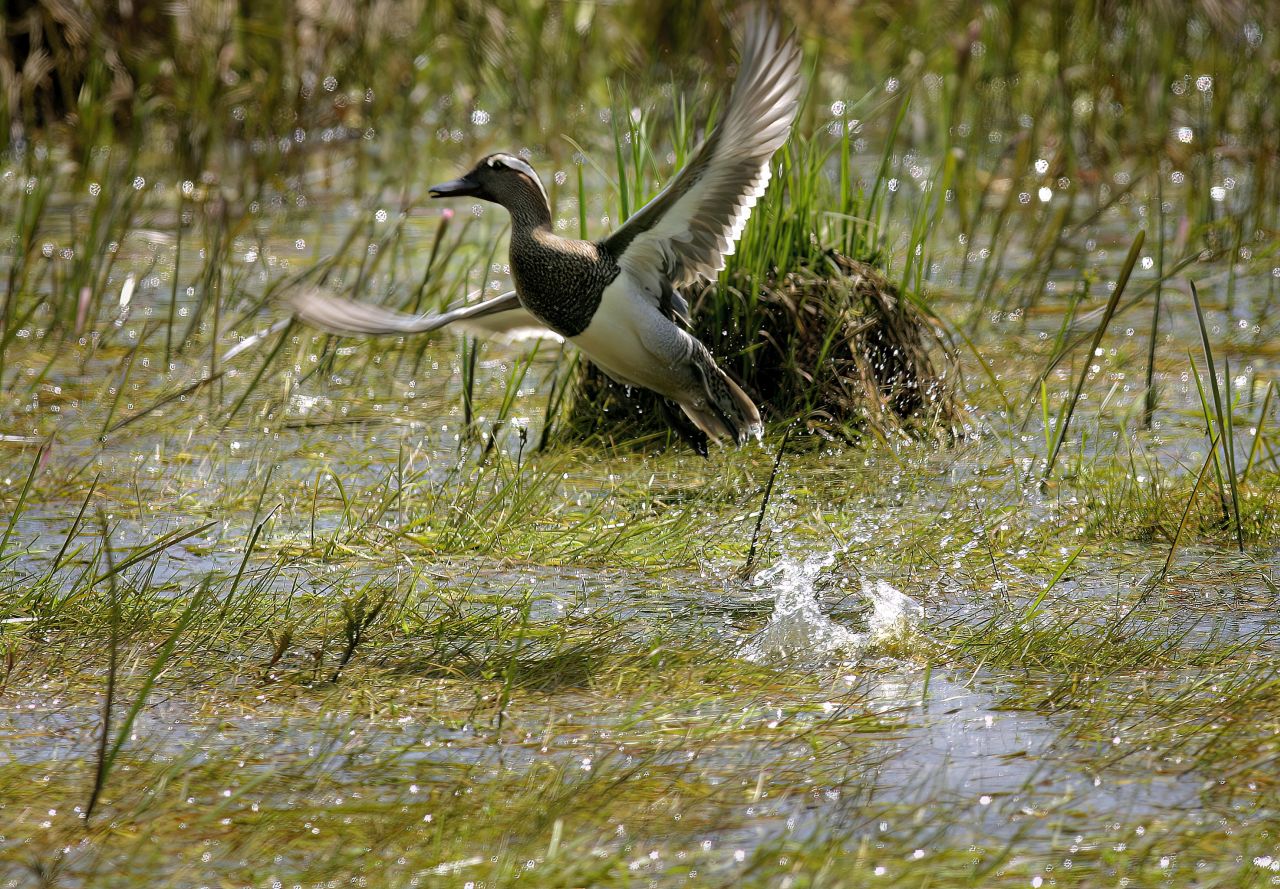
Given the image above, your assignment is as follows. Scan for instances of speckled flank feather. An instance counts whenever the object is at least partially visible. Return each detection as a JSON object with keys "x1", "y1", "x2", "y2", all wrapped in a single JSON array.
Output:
[{"x1": 687, "y1": 339, "x2": 762, "y2": 443}]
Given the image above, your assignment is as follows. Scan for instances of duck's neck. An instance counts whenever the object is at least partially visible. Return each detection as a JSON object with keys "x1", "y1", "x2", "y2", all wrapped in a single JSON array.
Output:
[{"x1": 504, "y1": 190, "x2": 552, "y2": 234}]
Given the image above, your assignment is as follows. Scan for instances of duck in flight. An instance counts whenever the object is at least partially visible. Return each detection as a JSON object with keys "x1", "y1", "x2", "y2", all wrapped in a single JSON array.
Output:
[{"x1": 293, "y1": 6, "x2": 802, "y2": 448}]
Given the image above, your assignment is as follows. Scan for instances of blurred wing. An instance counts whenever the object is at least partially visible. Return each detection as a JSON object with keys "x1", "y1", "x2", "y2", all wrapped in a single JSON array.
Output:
[
  {"x1": 602, "y1": 7, "x2": 802, "y2": 290},
  {"x1": 290, "y1": 288, "x2": 559, "y2": 344},
  {"x1": 456, "y1": 304, "x2": 560, "y2": 342}
]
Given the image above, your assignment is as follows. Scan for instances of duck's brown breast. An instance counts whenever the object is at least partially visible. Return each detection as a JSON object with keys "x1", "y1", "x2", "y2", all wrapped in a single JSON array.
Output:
[{"x1": 510, "y1": 232, "x2": 620, "y2": 337}]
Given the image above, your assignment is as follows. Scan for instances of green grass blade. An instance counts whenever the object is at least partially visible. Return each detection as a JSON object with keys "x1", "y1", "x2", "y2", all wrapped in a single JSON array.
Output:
[
  {"x1": 1189, "y1": 279, "x2": 1242, "y2": 548},
  {"x1": 1043, "y1": 229, "x2": 1144, "y2": 478},
  {"x1": 1242, "y1": 380, "x2": 1274, "y2": 484}
]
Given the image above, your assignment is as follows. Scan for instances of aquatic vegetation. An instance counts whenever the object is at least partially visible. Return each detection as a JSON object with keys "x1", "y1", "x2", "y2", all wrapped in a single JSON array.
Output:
[
  {"x1": 3, "y1": 1, "x2": 1280, "y2": 887},
  {"x1": 567, "y1": 250, "x2": 963, "y2": 445}
]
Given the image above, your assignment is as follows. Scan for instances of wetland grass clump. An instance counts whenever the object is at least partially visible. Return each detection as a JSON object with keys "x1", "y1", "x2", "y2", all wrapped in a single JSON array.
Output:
[
  {"x1": 563, "y1": 117, "x2": 963, "y2": 449},
  {"x1": 567, "y1": 250, "x2": 963, "y2": 448}
]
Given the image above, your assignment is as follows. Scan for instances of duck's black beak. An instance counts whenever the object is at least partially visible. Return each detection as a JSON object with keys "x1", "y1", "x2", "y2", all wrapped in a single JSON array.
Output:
[{"x1": 428, "y1": 175, "x2": 481, "y2": 198}]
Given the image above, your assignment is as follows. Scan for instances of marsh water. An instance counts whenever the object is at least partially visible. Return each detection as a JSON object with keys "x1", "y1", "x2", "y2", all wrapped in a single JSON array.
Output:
[{"x1": 5, "y1": 3, "x2": 1280, "y2": 886}]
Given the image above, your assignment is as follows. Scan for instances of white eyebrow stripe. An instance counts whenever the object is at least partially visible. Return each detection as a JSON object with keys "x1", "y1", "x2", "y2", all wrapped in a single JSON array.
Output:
[{"x1": 492, "y1": 153, "x2": 548, "y2": 207}]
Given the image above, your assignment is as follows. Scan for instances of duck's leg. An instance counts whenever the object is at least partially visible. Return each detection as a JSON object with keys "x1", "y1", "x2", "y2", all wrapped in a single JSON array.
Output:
[
  {"x1": 658, "y1": 398, "x2": 710, "y2": 457},
  {"x1": 573, "y1": 277, "x2": 762, "y2": 444},
  {"x1": 658, "y1": 279, "x2": 690, "y2": 325}
]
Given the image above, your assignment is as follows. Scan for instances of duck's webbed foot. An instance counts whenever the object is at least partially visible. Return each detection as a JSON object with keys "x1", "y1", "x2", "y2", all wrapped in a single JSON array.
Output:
[{"x1": 659, "y1": 398, "x2": 710, "y2": 458}]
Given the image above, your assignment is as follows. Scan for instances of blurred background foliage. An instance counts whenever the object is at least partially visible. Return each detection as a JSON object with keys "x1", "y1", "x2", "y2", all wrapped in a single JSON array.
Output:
[{"x1": 4, "y1": 0, "x2": 1277, "y2": 198}]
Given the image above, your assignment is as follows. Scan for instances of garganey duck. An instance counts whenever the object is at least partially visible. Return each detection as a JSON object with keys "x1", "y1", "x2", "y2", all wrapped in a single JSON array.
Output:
[{"x1": 293, "y1": 6, "x2": 802, "y2": 447}]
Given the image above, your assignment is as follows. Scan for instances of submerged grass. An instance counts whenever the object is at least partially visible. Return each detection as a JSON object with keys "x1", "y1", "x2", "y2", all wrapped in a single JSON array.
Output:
[
  {"x1": 6, "y1": 426, "x2": 1280, "y2": 886},
  {"x1": 6, "y1": 473, "x2": 1280, "y2": 887},
  {"x1": 4, "y1": 1, "x2": 1280, "y2": 887}
]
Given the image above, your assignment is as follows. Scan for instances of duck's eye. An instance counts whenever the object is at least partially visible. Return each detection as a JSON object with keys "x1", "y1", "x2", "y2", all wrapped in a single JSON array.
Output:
[{"x1": 487, "y1": 157, "x2": 506, "y2": 170}]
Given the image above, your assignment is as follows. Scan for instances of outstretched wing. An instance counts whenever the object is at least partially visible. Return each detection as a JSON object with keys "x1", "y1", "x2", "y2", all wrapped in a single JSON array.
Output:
[
  {"x1": 290, "y1": 288, "x2": 558, "y2": 343},
  {"x1": 602, "y1": 6, "x2": 802, "y2": 290}
]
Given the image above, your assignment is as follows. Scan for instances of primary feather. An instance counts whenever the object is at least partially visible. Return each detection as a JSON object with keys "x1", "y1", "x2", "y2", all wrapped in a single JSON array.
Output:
[
  {"x1": 603, "y1": 6, "x2": 802, "y2": 290},
  {"x1": 290, "y1": 288, "x2": 557, "y2": 343}
]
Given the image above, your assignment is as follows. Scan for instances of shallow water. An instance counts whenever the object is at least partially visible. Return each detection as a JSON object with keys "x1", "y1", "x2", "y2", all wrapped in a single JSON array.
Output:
[{"x1": 4, "y1": 15, "x2": 1280, "y2": 884}]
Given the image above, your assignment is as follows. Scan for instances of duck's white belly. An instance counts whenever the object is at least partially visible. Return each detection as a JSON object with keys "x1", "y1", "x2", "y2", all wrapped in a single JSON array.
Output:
[{"x1": 570, "y1": 277, "x2": 687, "y2": 392}]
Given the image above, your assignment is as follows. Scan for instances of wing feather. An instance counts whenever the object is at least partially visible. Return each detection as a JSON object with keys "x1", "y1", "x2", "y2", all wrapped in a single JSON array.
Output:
[
  {"x1": 290, "y1": 289, "x2": 558, "y2": 343},
  {"x1": 603, "y1": 6, "x2": 802, "y2": 289}
]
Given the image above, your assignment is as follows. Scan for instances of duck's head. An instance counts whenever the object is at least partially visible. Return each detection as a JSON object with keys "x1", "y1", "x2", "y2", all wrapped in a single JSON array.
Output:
[{"x1": 429, "y1": 153, "x2": 549, "y2": 222}]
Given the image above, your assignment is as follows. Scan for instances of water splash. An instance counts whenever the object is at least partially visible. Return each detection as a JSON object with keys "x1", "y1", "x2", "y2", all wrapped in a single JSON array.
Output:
[{"x1": 740, "y1": 551, "x2": 922, "y2": 666}]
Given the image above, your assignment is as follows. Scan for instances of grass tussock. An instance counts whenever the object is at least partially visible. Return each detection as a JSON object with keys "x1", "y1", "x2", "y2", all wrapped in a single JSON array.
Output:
[{"x1": 567, "y1": 252, "x2": 963, "y2": 447}]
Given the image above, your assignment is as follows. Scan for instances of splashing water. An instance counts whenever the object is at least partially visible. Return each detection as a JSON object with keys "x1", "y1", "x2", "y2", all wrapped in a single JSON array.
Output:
[{"x1": 740, "y1": 551, "x2": 922, "y2": 666}]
